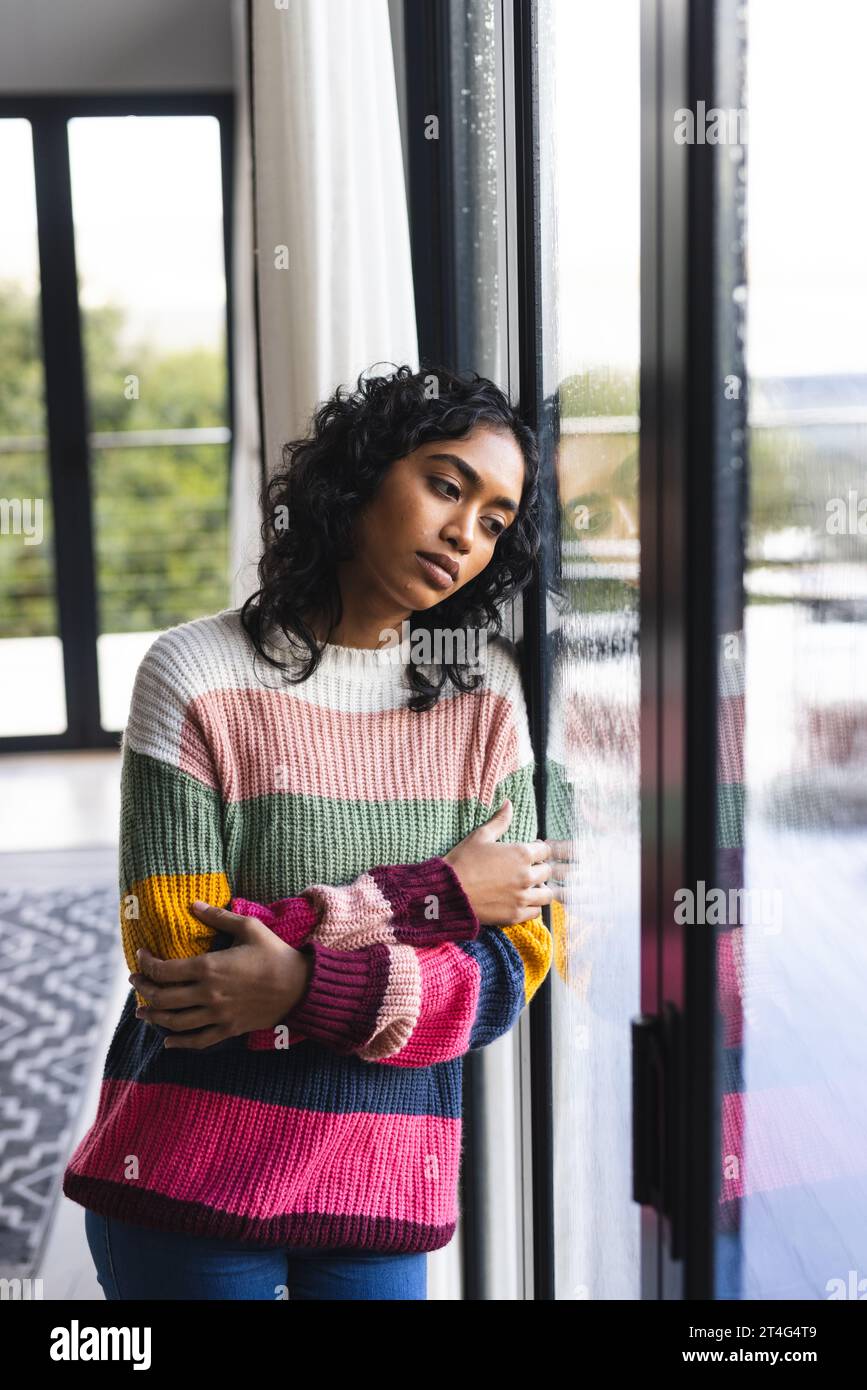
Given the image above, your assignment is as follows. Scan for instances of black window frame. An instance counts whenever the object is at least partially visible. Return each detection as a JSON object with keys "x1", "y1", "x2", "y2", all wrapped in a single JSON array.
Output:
[{"x1": 0, "y1": 91, "x2": 235, "y2": 752}]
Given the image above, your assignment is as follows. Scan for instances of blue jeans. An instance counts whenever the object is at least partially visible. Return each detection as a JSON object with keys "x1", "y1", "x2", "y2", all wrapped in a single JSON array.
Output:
[{"x1": 84, "y1": 1209, "x2": 428, "y2": 1301}]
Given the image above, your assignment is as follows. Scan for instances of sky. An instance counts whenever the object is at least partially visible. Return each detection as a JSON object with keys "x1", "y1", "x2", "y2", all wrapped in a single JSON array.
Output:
[
  {"x1": 2, "y1": 0, "x2": 866, "y2": 380},
  {"x1": 2, "y1": 114, "x2": 225, "y2": 356},
  {"x1": 550, "y1": 0, "x2": 867, "y2": 380}
]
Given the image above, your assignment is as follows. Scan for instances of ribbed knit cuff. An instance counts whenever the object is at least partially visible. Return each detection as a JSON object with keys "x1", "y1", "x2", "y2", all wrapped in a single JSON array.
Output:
[
  {"x1": 282, "y1": 941, "x2": 392, "y2": 1052},
  {"x1": 368, "y1": 856, "x2": 480, "y2": 945}
]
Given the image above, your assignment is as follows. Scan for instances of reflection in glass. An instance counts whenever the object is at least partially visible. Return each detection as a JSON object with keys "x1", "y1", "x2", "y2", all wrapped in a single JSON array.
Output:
[
  {"x1": 717, "y1": 0, "x2": 867, "y2": 1298},
  {"x1": 539, "y1": 0, "x2": 642, "y2": 1299},
  {"x1": 449, "y1": 0, "x2": 503, "y2": 384},
  {"x1": 0, "y1": 120, "x2": 66, "y2": 736}
]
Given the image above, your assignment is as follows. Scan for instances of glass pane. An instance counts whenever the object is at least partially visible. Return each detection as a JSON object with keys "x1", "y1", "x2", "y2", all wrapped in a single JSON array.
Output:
[
  {"x1": 0, "y1": 119, "x2": 67, "y2": 736},
  {"x1": 449, "y1": 0, "x2": 504, "y2": 384},
  {"x1": 717, "y1": 0, "x2": 867, "y2": 1299},
  {"x1": 445, "y1": 0, "x2": 522, "y2": 1299},
  {"x1": 67, "y1": 115, "x2": 231, "y2": 732},
  {"x1": 539, "y1": 0, "x2": 642, "y2": 1299}
]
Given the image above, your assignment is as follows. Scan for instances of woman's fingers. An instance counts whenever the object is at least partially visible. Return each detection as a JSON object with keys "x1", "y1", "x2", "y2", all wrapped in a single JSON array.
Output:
[
  {"x1": 130, "y1": 904, "x2": 254, "y2": 1006},
  {"x1": 528, "y1": 860, "x2": 554, "y2": 886},
  {"x1": 517, "y1": 905, "x2": 548, "y2": 922},
  {"x1": 130, "y1": 973, "x2": 205, "y2": 1009},
  {"x1": 135, "y1": 947, "x2": 203, "y2": 983},
  {"x1": 542, "y1": 838, "x2": 578, "y2": 890},
  {"x1": 546, "y1": 838, "x2": 572, "y2": 861},
  {"x1": 549, "y1": 860, "x2": 577, "y2": 889},
  {"x1": 191, "y1": 900, "x2": 251, "y2": 930},
  {"x1": 525, "y1": 838, "x2": 552, "y2": 865},
  {"x1": 135, "y1": 1004, "x2": 214, "y2": 1031},
  {"x1": 526, "y1": 848, "x2": 577, "y2": 888},
  {"x1": 531, "y1": 884, "x2": 556, "y2": 906}
]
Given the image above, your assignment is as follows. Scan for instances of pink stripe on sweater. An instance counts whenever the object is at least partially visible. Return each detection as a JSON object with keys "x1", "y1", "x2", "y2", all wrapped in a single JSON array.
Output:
[
  {"x1": 358, "y1": 945, "x2": 423, "y2": 1060},
  {"x1": 232, "y1": 871, "x2": 400, "y2": 951},
  {"x1": 68, "y1": 1078, "x2": 461, "y2": 1226},
  {"x1": 177, "y1": 686, "x2": 518, "y2": 804},
  {"x1": 717, "y1": 692, "x2": 745, "y2": 784},
  {"x1": 305, "y1": 873, "x2": 400, "y2": 949},
  {"x1": 365, "y1": 943, "x2": 480, "y2": 1066},
  {"x1": 720, "y1": 1074, "x2": 867, "y2": 1199}
]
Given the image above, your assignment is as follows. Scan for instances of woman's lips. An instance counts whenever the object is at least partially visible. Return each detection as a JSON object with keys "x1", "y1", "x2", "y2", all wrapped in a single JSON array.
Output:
[{"x1": 416, "y1": 552, "x2": 455, "y2": 590}]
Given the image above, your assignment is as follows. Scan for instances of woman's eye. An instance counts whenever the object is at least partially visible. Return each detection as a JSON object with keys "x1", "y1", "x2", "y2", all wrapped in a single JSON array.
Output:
[
  {"x1": 431, "y1": 478, "x2": 505, "y2": 538},
  {"x1": 431, "y1": 478, "x2": 461, "y2": 500}
]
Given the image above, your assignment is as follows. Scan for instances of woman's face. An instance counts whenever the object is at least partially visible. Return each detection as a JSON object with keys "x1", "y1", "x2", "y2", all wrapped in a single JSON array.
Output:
[{"x1": 348, "y1": 423, "x2": 526, "y2": 614}]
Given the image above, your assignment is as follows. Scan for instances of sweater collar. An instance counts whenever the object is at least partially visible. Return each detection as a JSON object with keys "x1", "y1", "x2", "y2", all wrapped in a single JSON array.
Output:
[{"x1": 260, "y1": 619, "x2": 414, "y2": 684}]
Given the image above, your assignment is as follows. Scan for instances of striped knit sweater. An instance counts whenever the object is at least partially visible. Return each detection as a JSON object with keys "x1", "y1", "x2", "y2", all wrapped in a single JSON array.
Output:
[{"x1": 62, "y1": 606, "x2": 552, "y2": 1252}]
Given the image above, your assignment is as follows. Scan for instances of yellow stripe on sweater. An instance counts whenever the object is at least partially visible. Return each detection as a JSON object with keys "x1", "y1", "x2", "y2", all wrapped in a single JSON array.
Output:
[
  {"x1": 502, "y1": 915, "x2": 553, "y2": 1005},
  {"x1": 120, "y1": 871, "x2": 231, "y2": 979}
]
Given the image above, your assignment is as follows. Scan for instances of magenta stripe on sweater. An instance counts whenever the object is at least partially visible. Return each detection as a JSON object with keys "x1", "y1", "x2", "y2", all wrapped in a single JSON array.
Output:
[
  {"x1": 369, "y1": 942, "x2": 480, "y2": 1066},
  {"x1": 177, "y1": 686, "x2": 519, "y2": 803},
  {"x1": 72, "y1": 1079, "x2": 461, "y2": 1225}
]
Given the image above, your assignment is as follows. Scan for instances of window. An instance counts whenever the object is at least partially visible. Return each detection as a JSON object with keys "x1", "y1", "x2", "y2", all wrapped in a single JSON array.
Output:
[
  {"x1": 0, "y1": 97, "x2": 232, "y2": 748},
  {"x1": 0, "y1": 119, "x2": 64, "y2": 736},
  {"x1": 718, "y1": 0, "x2": 867, "y2": 1300},
  {"x1": 537, "y1": 0, "x2": 642, "y2": 1301}
]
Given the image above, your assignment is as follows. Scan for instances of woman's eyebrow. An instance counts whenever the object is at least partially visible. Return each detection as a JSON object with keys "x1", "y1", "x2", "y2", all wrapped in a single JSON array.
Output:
[{"x1": 425, "y1": 452, "x2": 519, "y2": 514}]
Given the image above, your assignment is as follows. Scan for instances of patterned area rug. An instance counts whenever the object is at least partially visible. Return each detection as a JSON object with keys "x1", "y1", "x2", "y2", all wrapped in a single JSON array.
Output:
[{"x1": 0, "y1": 880, "x2": 118, "y2": 1277}]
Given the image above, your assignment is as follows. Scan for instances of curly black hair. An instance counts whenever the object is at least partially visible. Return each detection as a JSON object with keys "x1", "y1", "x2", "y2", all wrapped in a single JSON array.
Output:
[{"x1": 239, "y1": 361, "x2": 541, "y2": 712}]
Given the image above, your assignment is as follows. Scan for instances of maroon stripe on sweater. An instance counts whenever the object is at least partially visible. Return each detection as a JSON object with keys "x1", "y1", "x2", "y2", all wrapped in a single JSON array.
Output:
[
  {"x1": 369, "y1": 855, "x2": 481, "y2": 944},
  {"x1": 63, "y1": 1173, "x2": 455, "y2": 1252}
]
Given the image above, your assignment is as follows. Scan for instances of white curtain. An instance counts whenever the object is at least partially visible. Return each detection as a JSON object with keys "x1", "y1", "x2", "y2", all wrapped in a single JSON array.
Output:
[
  {"x1": 229, "y1": 0, "x2": 419, "y2": 609},
  {"x1": 228, "y1": 0, "x2": 264, "y2": 608}
]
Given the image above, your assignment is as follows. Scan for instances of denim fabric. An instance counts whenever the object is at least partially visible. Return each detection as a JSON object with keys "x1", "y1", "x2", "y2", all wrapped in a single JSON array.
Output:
[{"x1": 84, "y1": 1207, "x2": 428, "y2": 1301}]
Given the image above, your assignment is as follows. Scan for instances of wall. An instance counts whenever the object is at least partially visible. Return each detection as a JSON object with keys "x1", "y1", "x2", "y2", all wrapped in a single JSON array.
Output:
[{"x1": 0, "y1": 0, "x2": 234, "y2": 92}]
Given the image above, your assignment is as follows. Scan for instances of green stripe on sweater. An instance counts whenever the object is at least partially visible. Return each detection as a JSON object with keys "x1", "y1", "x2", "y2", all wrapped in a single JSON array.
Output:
[
  {"x1": 119, "y1": 745, "x2": 537, "y2": 901},
  {"x1": 119, "y1": 747, "x2": 226, "y2": 887}
]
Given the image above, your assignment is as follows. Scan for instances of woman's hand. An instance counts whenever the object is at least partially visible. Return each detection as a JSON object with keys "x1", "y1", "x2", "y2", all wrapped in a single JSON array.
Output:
[
  {"x1": 129, "y1": 902, "x2": 313, "y2": 1050},
  {"x1": 443, "y1": 799, "x2": 554, "y2": 925},
  {"x1": 545, "y1": 837, "x2": 579, "y2": 902}
]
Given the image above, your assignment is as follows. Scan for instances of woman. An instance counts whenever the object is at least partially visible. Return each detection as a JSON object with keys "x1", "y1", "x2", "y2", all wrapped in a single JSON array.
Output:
[{"x1": 63, "y1": 361, "x2": 555, "y2": 1300}]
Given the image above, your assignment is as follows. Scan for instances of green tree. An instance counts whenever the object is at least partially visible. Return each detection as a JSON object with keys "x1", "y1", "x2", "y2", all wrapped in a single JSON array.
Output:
[{"x1": 0, "y1": 278, "x2": 230, "y2": 638}]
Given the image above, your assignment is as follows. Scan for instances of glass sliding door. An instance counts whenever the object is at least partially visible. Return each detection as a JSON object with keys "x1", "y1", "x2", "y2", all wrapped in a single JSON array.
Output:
[
  {"x1": 637, "y1": 0, "x2": 750, "y2": 1297},
  {"x1": 536, "y1": 0, "x2": 643, "y2": 1300},
  {"x1": 718, "y1": 0, "x2": 867, "y2": 1299}
]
